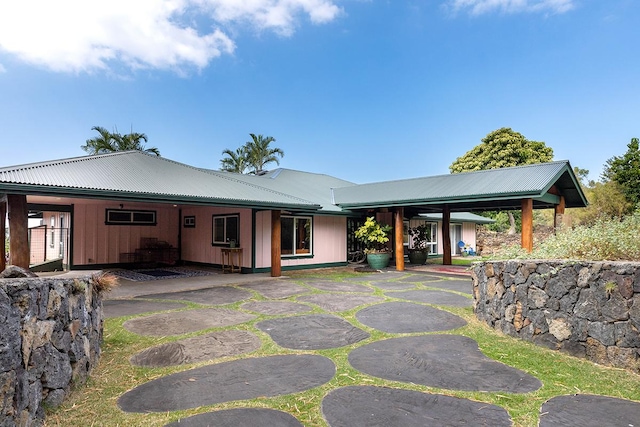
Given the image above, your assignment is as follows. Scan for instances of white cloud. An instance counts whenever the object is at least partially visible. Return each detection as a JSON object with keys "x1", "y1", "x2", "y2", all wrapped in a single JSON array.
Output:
[
  {"x1": 0, "y1": 0, "x2": 343, "y2": 74},
  {"x1": 447, "y1": 0, "x2": 575, "y2": 15}
]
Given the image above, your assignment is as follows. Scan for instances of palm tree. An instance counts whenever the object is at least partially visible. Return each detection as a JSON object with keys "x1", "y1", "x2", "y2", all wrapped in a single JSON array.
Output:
[
  {"x1": 244, "y1": 133, "x2": 284, "y2": 175},
  {"x1": 220, "y1": 146, "x2": 249, "y2": 173},
  {"x1": 81, "y1": 126, "x2": 160, "y2": 156},
  {"x1": 81, "y1": 126, "x2": 117, "y2": 154}
]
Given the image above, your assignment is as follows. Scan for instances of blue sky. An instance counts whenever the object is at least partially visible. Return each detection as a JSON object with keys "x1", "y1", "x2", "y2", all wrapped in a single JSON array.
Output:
[{"x1": 0, "y1": 0, "x2": 637, "y2": 184}]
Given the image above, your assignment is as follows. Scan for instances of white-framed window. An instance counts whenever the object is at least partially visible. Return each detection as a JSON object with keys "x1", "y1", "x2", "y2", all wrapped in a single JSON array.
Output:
[
  {"x1": 281, "y1": 215, "x2": 312, "y2": 256},
  {"x1": 106, "y1": 209, "x2": 156, "y2": 225},
  {"x1": 212, "y1": 214, "x2": 239, "y2": 246},
  {"x1": 183, "y1": 216, "x2": 196, "y2": 228},
  {"x1": 407, "y1": 221, "x2": 437, "y2": 254}
]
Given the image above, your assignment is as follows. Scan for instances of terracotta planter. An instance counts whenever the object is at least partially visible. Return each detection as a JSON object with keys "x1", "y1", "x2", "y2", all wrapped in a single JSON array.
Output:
[
  {"x1": 366, "y1": 252, "x2": 390, "y2": 269},
  {"x1": 408, "y1": 250, "x2": 428, "y2": 265}
]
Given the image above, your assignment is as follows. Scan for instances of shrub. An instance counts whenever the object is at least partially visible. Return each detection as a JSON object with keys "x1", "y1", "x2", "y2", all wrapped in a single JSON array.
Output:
[{"x1": 491, "y1": 210, "x2": 640, "y2": 261}]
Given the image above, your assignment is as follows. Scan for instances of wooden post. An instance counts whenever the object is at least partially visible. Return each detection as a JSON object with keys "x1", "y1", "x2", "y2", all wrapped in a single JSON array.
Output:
[
  {"x1": 394, "y1": 207, "x2": 404, "y2": 271},
  {"x1": 271, "y1": 210, "x2": 281, "y2": 277},
  {"x1": 522, "y1": 198, "x2": 533, "y2": 253},
  {"x1": 7, "y1": 194, "x2": 30, "y2": 269},
  {"x1": 442, "y1": 205, "x2": 451, "y2": 265},
  {"x1": 0, "y1": 195, "x2": 6, "y2": 271},
  {"x1": 554, "y1": 195, "x2": 565, "y2": 233}
]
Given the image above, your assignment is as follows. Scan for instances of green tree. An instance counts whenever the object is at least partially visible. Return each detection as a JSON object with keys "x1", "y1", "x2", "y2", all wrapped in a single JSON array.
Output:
[
  {"x1": 81, "y1": 126, "x2": 160, "y2": 156},
  {"x1": 450, "y1": 127, "x2": 553, "y2": 173},
  {"x1": 450, "y1": 128, "x2": 554, "y2": 234},
  {"x1": 603, "y1": 137, "x2": 640, "y2": 207},
  {"x1": 220, "y1": 146, "x2": 250, "y2": 173},
  {"x1": 244, "y1": 133, "x2": 284, "y2": 175}
]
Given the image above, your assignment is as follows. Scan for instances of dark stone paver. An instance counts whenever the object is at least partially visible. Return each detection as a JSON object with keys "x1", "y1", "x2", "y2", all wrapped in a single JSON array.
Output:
[
  {"x1": 103, "y1": 299, "x2": 186, "y2": 318},
  {"x1": 428, "y1": 279, "x2": 473, "y2": 294},
  {"x1": 166, "y1": 408, "x2": 303, "y2": 427},
  {"x1": 303, "y1": 281, "x2": 374, "y2": 293},
  {"x1": 344, "y1": 272, "x2": 402, "y2": 282},
  {"x1": 256, "y1": 314, "x2": 370, "y2": 350},
  {"x1": 349, "y1": 335, "x2": 541, "y2": 393},
  {"x1": 297, "y1": 294, "x2": 384, "y2": 312},
  {"x1": 355, "y1": 302, "x2": 466, "y2": 333},
  {"x1": 130, "y1": 330, "x2": 261, "y2": 367},
  {"x1": 240, "y1": 281, "x2": 309, "y2": 299},
  {"x1": 118, "y1": 354, "x2": 335, "y2": 413},
  {"x1": 388, "y1": 289, "x2": 473, "y2": 307},
  {"x1": 123, "y1": 308, "x2": 256, "y2": 336},
  {"x1": 322, "y1": 386, "x2": 512, "y2": 427},
  {"x1": 369, "y1": 280, "x2": 416, "y2": 290},
  {"x1": 399, "y1": 274, "x2": 442, "y2": 282},
  {"x1": 136, "y1": 286, "x2": 252, "y2": 305},
  {"x1": 539, "y1": 394, "x2": 640, "y2": 426},
  {"x1": 240, "y1": 301, "x2": 313, "y2": 315}
]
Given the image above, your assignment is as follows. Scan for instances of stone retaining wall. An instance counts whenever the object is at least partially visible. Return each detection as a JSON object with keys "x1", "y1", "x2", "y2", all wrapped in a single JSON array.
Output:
[
  {"x1": 472, "y1": 260, "x2": 640, "y2": 373},
  {"x1": 1, "y1": 275, "x2": 103, "y2": 426}
]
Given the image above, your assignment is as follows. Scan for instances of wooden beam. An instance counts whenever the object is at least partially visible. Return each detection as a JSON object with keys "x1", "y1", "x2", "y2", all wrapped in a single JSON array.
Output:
[
  {"x1": 522, "y1": 198, "x2": 533, "y2": 253},
  {"x1": 554, "y1": 195, "x2": 566, "y2": 232},
  {"x1": 0, "y1": 198, "x2": 6, "y2": 271},
  {"x1": 442, "y1": 205, "x2": 451, "y2": 265},
  {"x1": 7, "y1": 194, "x2": 30, "y2": 269},
  {"x1": 270, "y1": 210, "x2": 281, "y2": 277},
  {"x1": 394, "y1": 207, "x2": 404, "y2": 271}
]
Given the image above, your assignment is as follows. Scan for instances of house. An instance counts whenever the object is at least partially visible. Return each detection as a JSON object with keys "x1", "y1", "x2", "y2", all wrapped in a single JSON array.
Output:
[{"x1": 0, "y1": 151, "x2": 587, "y2": 275}]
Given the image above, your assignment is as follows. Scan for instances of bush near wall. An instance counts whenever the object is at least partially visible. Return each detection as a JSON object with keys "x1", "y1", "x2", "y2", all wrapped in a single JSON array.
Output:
[
  {"x1": 473, "y1": 260, "x2": 640, "y2": 374},
  {"x1": 0, "y1": 275, "x2": 103, "y2": 426}
]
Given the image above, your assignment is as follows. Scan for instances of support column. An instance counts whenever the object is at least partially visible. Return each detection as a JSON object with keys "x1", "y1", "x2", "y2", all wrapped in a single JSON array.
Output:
[
  {"x1": 521, "y1": 198, "x2": 533, "y2": 253},
  {"x1": 7, "y1": 194, "x2": 29, "y2": 269},
  {"x1": 0, "y1": 195, "x2": 6, "y2": 271},
  {"x1": 270, "y1": 210, "x2": 281, "y2": 277},
  {"x1": 554, "y1": 195, "x2": 565, "y2": 233},
  {"x1": 394, "y1": 207, "x2": 404, "y2": 271},
  {"x1": 442, "y1": 205, "x2": 451, "y2": 265}
]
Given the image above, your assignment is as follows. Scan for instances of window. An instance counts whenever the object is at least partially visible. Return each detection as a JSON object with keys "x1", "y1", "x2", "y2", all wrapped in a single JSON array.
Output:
[
  {"x1": 183, "y1": 216, "x2": 196, "y2": 228},
  {"x1": 212, "y1": 214, "x2": 239, "y2": 245},
  {"x1": 106, "y1": 209, "x2": 156, "y2": 225},
  {"x1": 281, "y1": 216, "x2": 312, "y2": 256}
]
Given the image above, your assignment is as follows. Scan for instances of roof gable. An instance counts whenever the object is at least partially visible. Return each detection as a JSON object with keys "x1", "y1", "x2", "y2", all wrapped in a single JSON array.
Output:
[{"x1": 332, "y1": 161, "x2": 587, "y2": 211}]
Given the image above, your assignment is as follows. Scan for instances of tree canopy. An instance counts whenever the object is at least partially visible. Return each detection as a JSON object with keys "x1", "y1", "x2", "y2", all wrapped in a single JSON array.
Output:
[
  {"x1": 81, "y1": 126, "x2": 160, "y2": 156},
  {"x1": 449, "y1": 128, "x2": 554, "y2": 234},
  {"x1": 602, "y1": 137, "x2": 640, "y2": 207},
  {"x1": 220, "y1": 133, "x2": 284, "y2": 175},
  {"x1": 449, "y1": 127, "x2": 553, "y2": 173}
]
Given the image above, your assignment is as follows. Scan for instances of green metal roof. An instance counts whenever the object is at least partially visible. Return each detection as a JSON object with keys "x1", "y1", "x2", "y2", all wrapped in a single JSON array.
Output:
[
  {"x1": 332, "y1": 161, "x2": 588, "y2": 212},
  {"x1": 213, "y1": 168, "x2": 356, "y2": 213},
  {"x1": 0, "y1": 151, "x2": 321, "y2": 211},
  {"x1": 416, "y1": 212, "x2": 496, "y2": 224},
  {"x1": 0, "y1": 153, "x2": 586, "y2": 215}
]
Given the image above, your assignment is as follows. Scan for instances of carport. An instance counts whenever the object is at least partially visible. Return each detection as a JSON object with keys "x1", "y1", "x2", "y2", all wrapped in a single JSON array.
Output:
[{"x1": 332, "y1": 161, "x2": 588, "y2": 269}]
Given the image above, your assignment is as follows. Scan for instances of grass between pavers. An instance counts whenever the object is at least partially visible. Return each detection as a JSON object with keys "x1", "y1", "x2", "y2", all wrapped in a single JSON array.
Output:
[{"x1": 45, "y1": 269, "x2": 640, "y2": 427}]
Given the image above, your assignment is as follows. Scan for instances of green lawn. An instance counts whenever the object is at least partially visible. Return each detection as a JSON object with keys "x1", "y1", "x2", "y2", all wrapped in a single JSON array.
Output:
[{"x1": 46, "y1": 269, "x2": 640, "y2": 427}]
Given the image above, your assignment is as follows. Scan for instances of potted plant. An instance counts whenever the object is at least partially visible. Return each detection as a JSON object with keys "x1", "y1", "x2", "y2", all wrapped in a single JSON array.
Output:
[
  {"x1": 407, "y1": 224, "x2": 431, "y2": 265},
  {"x1": 354, "y1": 216, "x2": 392, "y2": 269}
]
